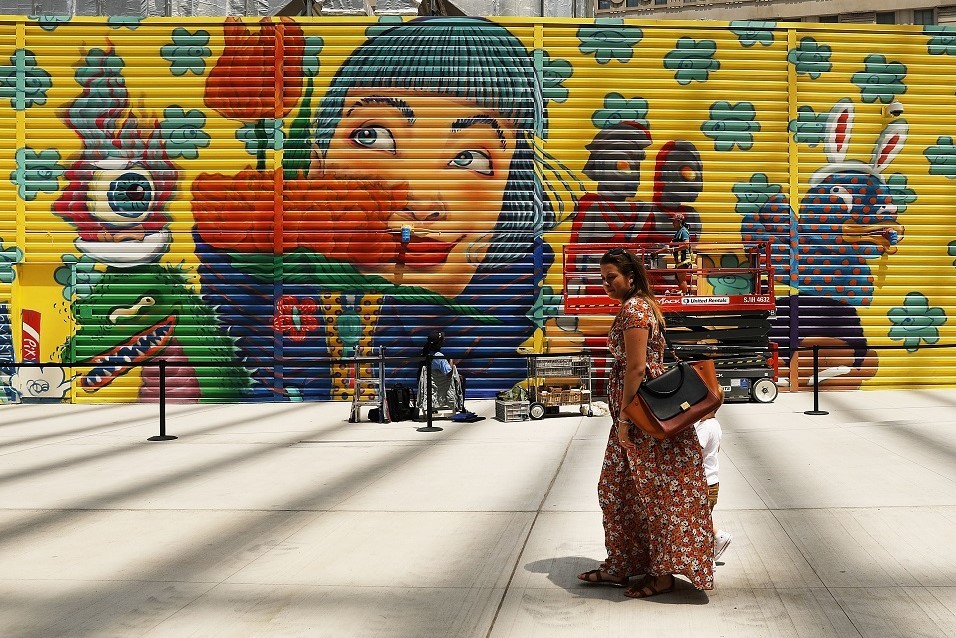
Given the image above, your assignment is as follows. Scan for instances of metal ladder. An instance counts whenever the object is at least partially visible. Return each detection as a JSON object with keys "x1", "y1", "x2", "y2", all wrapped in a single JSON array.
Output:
[{"x1": 348, "y1": 346, "x2": 389, "y2": 423}]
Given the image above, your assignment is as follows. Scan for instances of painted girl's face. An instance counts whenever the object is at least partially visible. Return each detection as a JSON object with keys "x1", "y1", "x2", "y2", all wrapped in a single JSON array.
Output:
[
  {"x1": 321, "y1": 89, "x2": 518, "y2": 298},
  {"x1": 600, "y1": 263, "x2": 633, "y2": 301}
]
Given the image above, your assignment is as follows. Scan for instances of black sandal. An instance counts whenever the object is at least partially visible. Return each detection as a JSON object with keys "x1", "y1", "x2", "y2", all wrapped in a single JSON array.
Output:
[
  {"x1": 623, "y1": 574, "x2": 675, "y2": 599},
  {"x1": 577, "y1": 569, "x2": 628, "y2": 587}
]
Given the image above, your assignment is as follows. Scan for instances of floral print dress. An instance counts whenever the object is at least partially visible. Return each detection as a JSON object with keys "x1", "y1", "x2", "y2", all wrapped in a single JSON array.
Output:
[{"x1": 598, "y1": 295, "x2": 714, "y2": 590}]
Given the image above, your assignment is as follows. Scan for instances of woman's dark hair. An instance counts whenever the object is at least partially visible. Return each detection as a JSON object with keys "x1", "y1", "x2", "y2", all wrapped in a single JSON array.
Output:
[
  {"x1": 600, "y1": 247, "x2": 664, "y2": 325},
  {"x1": 422, "y1": 330, "x2": 445, "y2": 356}
]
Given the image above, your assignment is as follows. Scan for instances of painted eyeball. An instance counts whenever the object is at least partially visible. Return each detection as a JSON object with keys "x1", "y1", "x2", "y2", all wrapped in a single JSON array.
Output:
[
  {"x1": 89, "y1": 168, "x2": 155, "y2": 225},
  {"x1": 827, "y1": 185, "x2": 853, "y2": 210}
]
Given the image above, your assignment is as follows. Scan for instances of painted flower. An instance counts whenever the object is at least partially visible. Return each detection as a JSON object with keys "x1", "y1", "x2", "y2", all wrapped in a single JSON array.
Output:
[
  {"x1": 274, "y1": 296, "x2": 320, "y2": 342},
  {"x1": 730, "y1": 21, "x2": 776, "y2": 47},
  {"x1": 887, "y1": 292, "x2": 946, "y2": 352},
  {"x1": 886, "y1": 174, "x2": 917, "y2": 214},
  {"x1": 160, "y1": 27, "x2": 211, "y2": 76},
  {"x1": 237, "y1": 118, "x2": 284, "y2": 156},
  {"x1": 924, "y1": 136, "x2": 956, "y2": 179},
  {"x1": 54, "y1": 254, "x2": 103, "y2": 301},
  {"x1": 664, "y1": 38, "x2": 719, "y2": 85},
  {"x1": 10, "y1": 147, "x2": 64, "y2": 201},
  {"x1": 948, "y1": 240, "x2": 956, "y2": 268},
  {"x1": 925, "y1": 26, "x2": 956, "y2": 55},
  {"x1": 365, "y1": 15, "x2": 403, "y2": 39},
  {"x1": 541, "y1": 52, "x2": 572, "y2": 105},
  {"x1": 591, "y1": 92, "x2": 648, "y2": 130},
  {"x1": 577, "y1": 20, "x2": 642, "y2": 64},
  {"x1": 733, "y1": 173, "x2": 782, "y2": 215},
  {"x1": 851, "y1": 54, "x2": 906, "y2": 104},
  {"x1": 0, "y1": 241, "x2": 22, "y2": 284},
  {"x1": 9, "y1": 366, "x2": 71, "y2": 400},
  {"x1": 160, "y1": 106, "x2": 210, "y2": 159},
  {"x1": 706, "y1": 254, "x2": 754, "y2": 295},
  {"x1": 108, "y1": 16, "x2": 141, "y2": 29},
  {"x1": 0, "y1": 49, "x2": 53, "y2": 110},
  {"x1": 787, "y1": 37, "x2": 832, "y2": 80},
  {"x1": 788, "y1": 105, "x2": 828, "y2": 147},
  {"x1": 205, "y1": 18, "x2": 305, "y2": 121},
  {"x1": 701, "y1": 101, "x2": 760, "y2": 151},
  {"x1": 29, "y1": 15, "x2": 70, "y2": 31}
]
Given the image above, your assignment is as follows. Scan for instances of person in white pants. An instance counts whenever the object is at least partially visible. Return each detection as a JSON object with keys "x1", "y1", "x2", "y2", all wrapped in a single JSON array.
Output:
[{"x1": 695, "y1": 408, "x2": 732, "y2": 563}]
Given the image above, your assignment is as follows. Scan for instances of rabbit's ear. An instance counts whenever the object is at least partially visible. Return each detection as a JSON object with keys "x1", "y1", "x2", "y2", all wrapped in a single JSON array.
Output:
[
  {"x1": 871, "y1": 121, "x2": 907, "y2": 173},
  {"x1": 824, "y1": 100, "x2": 854, "y2": 163}
]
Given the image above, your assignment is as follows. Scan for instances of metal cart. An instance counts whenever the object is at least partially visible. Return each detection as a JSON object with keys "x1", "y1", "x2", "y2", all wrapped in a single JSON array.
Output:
[{"x1": 527, "y1": 354, "x2": 594, "y2": 420}]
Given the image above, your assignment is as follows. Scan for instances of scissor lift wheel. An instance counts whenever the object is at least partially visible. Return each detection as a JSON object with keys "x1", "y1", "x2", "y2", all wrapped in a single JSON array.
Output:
[
  {"x1": 529, "y1": 402, "x2": 546, "y2": 420},
  {"x1": 751, "y1": 377, "x2": 778, "y2": 403}
]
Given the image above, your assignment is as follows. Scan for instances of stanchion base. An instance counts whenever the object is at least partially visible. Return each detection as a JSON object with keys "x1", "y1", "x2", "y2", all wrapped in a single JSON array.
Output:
[
  {"x1": 804, "y1": 410, "x2": 829, "y2": 416},
  {"x1": 416, "y1": 426, "x2": 443, "y2": 433},
  {"x1": 147, "y1": 435, "x2": 178, "y2": 441}
]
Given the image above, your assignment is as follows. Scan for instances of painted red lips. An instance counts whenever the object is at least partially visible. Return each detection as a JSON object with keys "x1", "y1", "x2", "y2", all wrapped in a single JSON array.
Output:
[{"x1": 398, "y1": 236, "x2": 457, "y2": 267}]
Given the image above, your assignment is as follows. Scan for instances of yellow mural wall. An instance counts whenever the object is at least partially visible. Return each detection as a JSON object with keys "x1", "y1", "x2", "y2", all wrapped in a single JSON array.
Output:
[{"x1": 0, "y1": 15, "x2": 953, "y2": 403}]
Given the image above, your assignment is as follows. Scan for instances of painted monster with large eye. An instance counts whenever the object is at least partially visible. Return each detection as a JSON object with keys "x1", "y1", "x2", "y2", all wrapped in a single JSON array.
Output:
[{"x1": 53, "y1": 47, "x2": 176, "y2": 268}]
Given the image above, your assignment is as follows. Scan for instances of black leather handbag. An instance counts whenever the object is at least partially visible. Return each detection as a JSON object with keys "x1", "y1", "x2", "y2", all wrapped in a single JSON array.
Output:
[{"x1": 623, "y1": 359, "x2": 721, "y2": 440}]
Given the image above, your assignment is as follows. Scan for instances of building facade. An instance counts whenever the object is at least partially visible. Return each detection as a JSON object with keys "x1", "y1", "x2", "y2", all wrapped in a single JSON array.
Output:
[{"x1": 0, "y1": 15, "x2": 954, "y2": 403}]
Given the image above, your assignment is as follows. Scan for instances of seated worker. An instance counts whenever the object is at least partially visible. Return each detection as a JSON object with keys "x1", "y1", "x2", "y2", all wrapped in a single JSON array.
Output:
[
  {"x1": 416, "y1": 331, "x2": 479, "y2": 422},
  {"x1": 668, "y1": 213, "x2": 694, "y2": 294}
]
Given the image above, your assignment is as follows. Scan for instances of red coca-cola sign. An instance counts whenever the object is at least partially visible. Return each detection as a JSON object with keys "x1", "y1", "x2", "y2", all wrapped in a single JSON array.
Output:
[{"x1": 21, "y1": 309, "x2": 40, "y2": 362}]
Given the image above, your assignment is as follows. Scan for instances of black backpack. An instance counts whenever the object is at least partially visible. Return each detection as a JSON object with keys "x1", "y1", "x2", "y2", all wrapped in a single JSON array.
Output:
[{"x1": 385, "y1": 385, "x2": 414, "y2": 422}]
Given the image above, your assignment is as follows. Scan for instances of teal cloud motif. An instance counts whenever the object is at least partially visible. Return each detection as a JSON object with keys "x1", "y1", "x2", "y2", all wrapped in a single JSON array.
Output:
[
  {"x1": 9, "y1": 147, "x2": 64, "y2": 201},
  {"x1": 701, "y1": 101, "x2": 760, "y2": 151},
  {"x1": 577, "y1": 20, "x2": 642, "y2": 64},
  {"x1": 108, "y1": 16, "x2": 141, "y2": 29},
  {"x1": 707, "y1": 254, "x2": 754, "y2": 295},
  {"x1": 924, "y1": 135, "x2": 956, "y2": 179},
  {"x1": 948, "y1": 240, "x2": 956, "y2": 268},
  {"x1": 787, "y1": 37, "x2": 832, "y2": 79},
  {"x1": 851, "y1": 54, "x2": 906, "y2": 104},
  {"x1": 888, "y1": 292, "x2": 946, "y2": 352},
  {"x1": 733, "y1": 173, "x2": 782, "y2": 215},
  {"x1": 0, "y1": 49, "x2": 53, "y2": 110},
  {"x1": 886, "y1": 174, "x2": 917, "y2": 214},
  {"x1": 54, "y1": 254, "x2": 103, "y2": 301},
  {"x1": 365, "y1": 16, "x2": 403, "y2": 39},
  {"x1": 729, "y1": 21, "x2": 776, "y2": 47},
  {"x1": 925, "y1": 26, "x2": 956, "y2": 55},
  {"x1": 160, "y1": 106, "x2": 210, "y2": 159},
  {"x1": 29, "y1": 15, "x2": 70, "y2": 31},
  {"x1": 238, "y1": 118, "x2": 285, "y2": 155},
  {"x1": 160, "y1": 28, "x2": 211, "y2": 76},
  {"x1": 541, "y1": 52, "x2": 572, "y2": 105},
  {"x1": 664, "y1": 37, "x2": 719, "y2": 85},
  {"x1": 591, "y1": 92, "x2": 648, "y2": 129},
  {"x1": 302, "y1": 36, "x2": 324, "y2": 77},
  {"x1": 0, "y1": 241, "x2": 22, "y2": 285},
  {"x1": 788, "y1": 105, "x2": 828, "y2": 147}
]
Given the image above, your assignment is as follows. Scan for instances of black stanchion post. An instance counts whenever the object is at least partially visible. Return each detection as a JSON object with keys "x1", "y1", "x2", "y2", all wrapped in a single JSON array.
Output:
[
  {"x1": 804, "y1": 345, "x2": 829, "y2": 416},
  {"x1": 148, "y1": 360, "x2": 178, "y2": 441},
  {"x1": 417, "y1": 353, "x2": 442, "y2": 433}
]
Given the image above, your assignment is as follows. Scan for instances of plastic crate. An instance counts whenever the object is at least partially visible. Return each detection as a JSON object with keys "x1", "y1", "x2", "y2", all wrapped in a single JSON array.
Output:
[{"x1": 495, "y1": 399, "x2": 529, "y2": 422}]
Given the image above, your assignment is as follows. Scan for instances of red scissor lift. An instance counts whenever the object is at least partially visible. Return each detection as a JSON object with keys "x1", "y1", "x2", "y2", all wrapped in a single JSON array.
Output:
[{"x1": 563, "y1": 242, "x2": 780, "y2": 403}]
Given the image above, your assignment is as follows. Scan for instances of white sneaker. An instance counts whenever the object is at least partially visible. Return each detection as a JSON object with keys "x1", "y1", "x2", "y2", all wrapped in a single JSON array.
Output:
[{"x1": 714, "y1": 530, "x2": 732, "y2": 562}]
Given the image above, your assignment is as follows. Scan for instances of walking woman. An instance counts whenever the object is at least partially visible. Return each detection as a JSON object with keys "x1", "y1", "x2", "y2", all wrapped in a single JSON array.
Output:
[{"x1": 577, "y1": 247, "x2": 714, "y2": 598}]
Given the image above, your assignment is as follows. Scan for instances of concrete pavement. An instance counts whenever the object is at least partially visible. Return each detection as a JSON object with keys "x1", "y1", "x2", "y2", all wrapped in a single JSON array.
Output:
[{"x1": 0, "y1": 389, "x2": 954, "y2": 637}]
